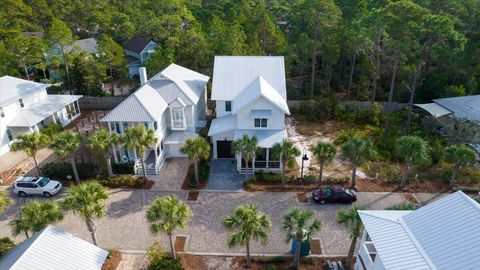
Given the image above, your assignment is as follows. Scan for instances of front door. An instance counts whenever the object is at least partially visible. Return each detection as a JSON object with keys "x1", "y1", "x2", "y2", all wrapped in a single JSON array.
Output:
[{"x1": 217, "y1": 140, "x2": 234, "y2": 158}]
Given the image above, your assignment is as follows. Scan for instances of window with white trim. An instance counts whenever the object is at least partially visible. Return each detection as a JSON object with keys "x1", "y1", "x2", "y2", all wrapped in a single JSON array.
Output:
[
  {"x1": 171, "y1": 108, "x2": 186, "y2": 130},
  {"x1": 225, "y1": 101, "x2": 231, "y2": 112},
  {"x1": 19, "y1": 99, "x2": 24, "y2": 108},
  {"x1": 6, "y1": 129, "x2": 13, "y2": 141},
  {"x1": 0, "y1": 107, "x2": 4, "y2": 118},
  {"x1": 254, "y1": 118, "x2": 267, "y2": 128}
]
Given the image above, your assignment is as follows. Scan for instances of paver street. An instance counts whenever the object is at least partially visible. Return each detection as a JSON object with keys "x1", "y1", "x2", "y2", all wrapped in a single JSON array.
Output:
[{"x1": 0, "y1": 189, "x2": 406, "y2": 255}]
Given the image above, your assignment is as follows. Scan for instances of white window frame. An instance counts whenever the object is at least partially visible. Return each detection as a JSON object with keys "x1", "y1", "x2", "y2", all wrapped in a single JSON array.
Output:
[
  {"x1": 254, "y1": 118, "x2": 268, "y2": 128},
  {"x1": 170, "y1": 107, "x2": 186, "y2": 130}
]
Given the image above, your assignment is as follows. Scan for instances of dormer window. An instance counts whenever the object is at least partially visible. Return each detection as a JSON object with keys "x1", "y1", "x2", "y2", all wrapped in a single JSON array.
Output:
[
  {"x1": 171, "y1": 108, "x2": 186, "y2": 130},
  {"x1": 225, "y1": 101, "x2": 231, "y2": 112},
  {"x1": 19, "y1": 99, "x2": 24, "y2": 108},
  {"x1": 0, "y1": 107, "x2": 4, "y2": 117}
]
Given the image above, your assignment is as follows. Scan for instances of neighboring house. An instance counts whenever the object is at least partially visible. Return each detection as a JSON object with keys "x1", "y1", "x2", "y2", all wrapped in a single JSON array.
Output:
[
  {"x1": 48, "y1": 37, "x2": 99, "y2": 80},
  {"x1": 101, "y1": 64, "x2": 209, "y2": 175},
  {"x1": 0, "y1": 225, "x2": 108, "y2": 270},
  {"x1": 415, "y1": 94, "x2": 480, "y2": 126},
  {"x1": 124, "y1": 37, "x2": 157, "y2": 77},
  {"x1": 356, "y1": 191, "x2": 480, "y2": 270},
  {"x1": 0, "y1": 76, "x2": 82, "y2": 156},
  {"x1": 208, "y1": 56, "x2": 290, "y2": 173}
]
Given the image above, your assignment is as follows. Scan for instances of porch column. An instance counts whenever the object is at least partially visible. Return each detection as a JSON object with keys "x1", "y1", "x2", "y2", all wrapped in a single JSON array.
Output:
[
  {"x1": 75, "y1": 100, "x2": 81, "y2": 114},
  {"x1": 52, "y1": 113, "x2": 57, "y2": 124},
  {"x1": 266, "y1": 148, "x2": 269, "y2": 169},
  {"x1": 108, "y1": 122, "x2": 119, "y2": 163},
  {"x1": 34, "y1": 124, "x2": 40, "y2": 133}
]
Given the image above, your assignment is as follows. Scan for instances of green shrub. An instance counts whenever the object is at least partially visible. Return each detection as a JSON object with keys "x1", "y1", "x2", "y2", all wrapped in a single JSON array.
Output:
[
  {"x1": 99, "y1": 175, "x2": 143, "y2": 188},
  {"x1": 0, "y1": 237, "x2": 15, "y2": 257},
  {"x1": 363, "y1": 162, "x2": 401, "y2": 183},
  {"x1": 323, "y1": 175, "x2": 350, "y2": 185},
  {"x1": 41, "y1": 162, "x2": 97, "y2": 181},
  {"x1": 254, "y1": 172, "x2": 282, "y2": 183},
  {"x1": 146, "y1": 241, "x2": 183, "y2": 270},
  {"x1": 111, "y1": 162, "x2": 135, "y2": 174},
  {"x1": 40, "y1": 123, "x2": 63, "y2": 139},
  {"x1": 186, "y1": 160, "x2": 210, "y2": 186}
]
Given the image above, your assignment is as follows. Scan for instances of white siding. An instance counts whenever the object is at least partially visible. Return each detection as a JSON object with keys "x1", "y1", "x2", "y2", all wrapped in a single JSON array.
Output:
[
  {"x1": 216, "y1": 100, "x2": 232, "y2": 118},
  {"x1": 236, "y1": 97, "x2": 284, "y2": 130}
]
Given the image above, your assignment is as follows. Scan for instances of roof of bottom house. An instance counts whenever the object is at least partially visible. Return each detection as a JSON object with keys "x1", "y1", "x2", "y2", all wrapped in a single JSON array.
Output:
[
  {"x1": 8, "y1": 95, "x2": 82, "y2": 127},
  {"x1": 0, "y1": 225, "x2": 108, "y2": 270},
  {"x1": 358, "y1": 191, "x2": 480, "y2": 270}
]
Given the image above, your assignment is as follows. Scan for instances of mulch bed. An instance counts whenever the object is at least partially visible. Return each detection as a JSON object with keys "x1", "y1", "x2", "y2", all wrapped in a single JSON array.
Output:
[
  {"x1": 310, "y1": 239, "x2": 322, "y2": 255},
  {"x1": 174, "y1": 236, "x2": 187, "y2": 252},
  {"x1": 187, "y1": 191, "x2": 199, "y2": 201},
  {"x1": 101, "y1": 250, "x2": 122, "y2": 270},
  {"x1": 297, "y1": 192, "x2": 309, "y2": 203},
  {"x1": 140, "y1": 180, "x2": 155, "y2": 189}
]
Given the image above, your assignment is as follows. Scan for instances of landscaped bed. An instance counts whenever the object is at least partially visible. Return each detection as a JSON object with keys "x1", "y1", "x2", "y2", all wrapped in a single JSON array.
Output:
[
  {"x1": 182, "y1": 161, "x2": 210, "y2": 190},
  {"x1": 101, "y1": 250, "x2": 122, "y2": 270}
]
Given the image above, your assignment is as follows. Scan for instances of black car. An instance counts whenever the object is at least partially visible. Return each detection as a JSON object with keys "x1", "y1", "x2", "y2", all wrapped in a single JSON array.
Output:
[{"x1": 312, "y1": 186, "x2": 357, "y2": 204}]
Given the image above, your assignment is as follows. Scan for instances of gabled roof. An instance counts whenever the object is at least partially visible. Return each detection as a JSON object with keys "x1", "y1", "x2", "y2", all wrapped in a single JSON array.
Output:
[
  {"x1": 0, "y1": 225, "x2": 108, "y2": 270},
  {"x1": 208, "y1": 114, "x2": 237, "y2": 136},
  {"x1": 232, "y1": 76, "x2": 289, "y2": 114},
  {"x1": 102, "y1": 63, "x2": 208, "y2": 122},
  {"x1": 153, "y1": 63, "x2": 209, "y2": 105},
  {"x1": 169, "y1": 97, "x2": 186, "y2": 108},
  {"x1": 0, "y1": 76, "x2": 50, "y2": 107},
  {"x1": 124, "y1": 37, "x2": 154, "y2": 54},
  {"x1": 211, "y1": 56, "x2": 287, "y2": 101},
  {"x1": 64, "y1": 38, "x2": 98, "y2": 54},
  {"x1": 101, "y1": 84, "x2": 168, "y2": 122},
  {"x1": 359, "y1": 191, "x2": 480, "y2": 270},
  {"x1": 433, "y1": 95, "x2": 480, "y2": 123}
]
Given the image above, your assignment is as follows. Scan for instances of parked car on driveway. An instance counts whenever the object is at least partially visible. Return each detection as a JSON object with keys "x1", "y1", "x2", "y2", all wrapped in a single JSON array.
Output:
[
  {"x1": 312, "y1": 186, "x2": 357, "y2": 204},
  {"x1": 13, "y1": 176, "x2": 62, "y2": 198}
]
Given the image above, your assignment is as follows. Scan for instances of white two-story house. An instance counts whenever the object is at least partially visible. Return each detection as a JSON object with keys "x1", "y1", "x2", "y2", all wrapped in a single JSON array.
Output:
[
  {"x1": 356, "y1": 191, "x2": 480, "y2": 270},
  {"x1": 0, "y1": 76, "x2": 82, "y2": 156},
  {"x1": 208, "y1": 56, "x2": 290, "y2": 173},
  {"x1": 101, "y1": 64, "x2": 209, "y2": 175}
]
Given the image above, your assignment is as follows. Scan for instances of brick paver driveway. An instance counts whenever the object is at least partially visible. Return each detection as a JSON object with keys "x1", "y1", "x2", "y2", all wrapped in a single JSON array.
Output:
[
  {"x1": 206, "y1": 160, "x2": 247, "y2": 190},
  {"x1": 0, "y1": 189, "x2": 406, "y2": 256},
  {"x1": 150, "y1": 158, "x2": 190, "y2": 190}
]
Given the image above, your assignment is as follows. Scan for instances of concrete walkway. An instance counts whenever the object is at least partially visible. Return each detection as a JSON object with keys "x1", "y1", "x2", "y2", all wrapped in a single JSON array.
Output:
[{"x1": 206, "y1": 160, "x2": 246, "y2": 190}]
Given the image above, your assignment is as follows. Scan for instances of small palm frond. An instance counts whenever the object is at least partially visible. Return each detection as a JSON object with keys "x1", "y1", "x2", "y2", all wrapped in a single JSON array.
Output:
[{"x1": 337, "y1": 205, "x2": 365, "y2": 238}]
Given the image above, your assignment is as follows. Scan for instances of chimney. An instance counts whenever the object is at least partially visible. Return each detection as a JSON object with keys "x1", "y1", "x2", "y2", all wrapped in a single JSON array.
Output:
[{"x1": 139, "y1": 67, "x2": 147, "y2": 86}]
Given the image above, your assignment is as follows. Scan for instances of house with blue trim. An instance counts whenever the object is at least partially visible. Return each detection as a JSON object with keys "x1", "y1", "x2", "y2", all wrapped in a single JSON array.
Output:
[{"x1": 124, "y1": 37, "x2": 157, "y2": 77}]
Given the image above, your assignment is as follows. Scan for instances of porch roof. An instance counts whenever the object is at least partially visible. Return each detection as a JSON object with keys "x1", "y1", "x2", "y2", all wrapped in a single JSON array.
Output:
[
  {"x1": 163, "y1": 131, "x2": 198, "y2": 144},
  {"x1": 207, "y1": 114, "x2": 236, "y2": 136},
  {"x1": 234, "y1": 129, "x2": 286, "y2": 148},
  {"x1": 8, "y1": 95, "x2": 82, "y2": 127},
  {"x1": 414, "y1": 103, "x2": 452, "y2": 118}
]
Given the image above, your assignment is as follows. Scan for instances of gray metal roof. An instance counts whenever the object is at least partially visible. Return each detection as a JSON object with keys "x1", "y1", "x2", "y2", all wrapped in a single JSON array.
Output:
[
  {"x1": 0, "y1": 225, "x2": 108, "y2": 270},
  {"x1": 164, "y1": 131, "x2": 198, "y2": 144},
  {"x1": 8, "y1": 95, "x2": 82, "y2": 127},
  {"x1": 359, "y1": 191, "x2": 480, "y2": 270},
  {"x1": 211, "y1": 56, "x2": 287, "y2": 101},
  {"x1": 67, "y1": 38, "x2": 98, "y2": 54},
  {"x1": 433, "y1": 95, "x2": 480, "y2": 123},
  {"x1": 207, "y1": 114, "x2": 237, "y2": 136},
  {"x1": 0, "y1": 76, "x2": 50, "y2": 107}
]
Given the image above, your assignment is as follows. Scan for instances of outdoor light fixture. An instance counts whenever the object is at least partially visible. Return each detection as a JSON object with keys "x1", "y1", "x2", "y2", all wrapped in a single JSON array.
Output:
[{"x1": 301, "y1": 154, "x2": 309, "y2": 179}]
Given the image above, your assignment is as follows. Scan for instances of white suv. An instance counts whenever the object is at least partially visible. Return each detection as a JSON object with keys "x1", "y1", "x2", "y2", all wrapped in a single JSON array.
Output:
[{"x1": 13, "y1": 176, "x2": 63, "y2": 198}]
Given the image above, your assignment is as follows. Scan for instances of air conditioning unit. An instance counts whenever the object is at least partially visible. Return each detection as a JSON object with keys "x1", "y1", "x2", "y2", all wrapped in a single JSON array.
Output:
[{"x1": 122, "y1": 156, "x2": 130, "y2": 163}]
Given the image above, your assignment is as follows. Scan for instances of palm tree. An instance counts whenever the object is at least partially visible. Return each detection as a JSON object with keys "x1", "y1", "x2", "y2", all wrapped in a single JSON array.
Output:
[
  {"x1": 271, "y1": 140, "x2": 301, "y2": 186},
  {"x1": 10, "y1": 132, "x2": 48, "y2": 175},
  {"x1": 282, "y1": 208, "x2": 321, "y2": 270},
  {"x1": 123, "y1": 125, "x2": 157, "y2": 180},
  {"x1": 395, "y1": 136, "x2": 429, "y2": 189},
  {"x1": 10, "y1": 200, "x2": 63, "y2": 238},
  {"x1": 342, "y1": 137, "x2": 376, "y2": 189},
  {"x1": 337, "y1": 205, "x2": 365, "y2": 270},
  {"x1": 50, "y1": 131, "x2": 82, "y2": 183},
  {"x1": 88, "y1": 129, "x2": 120, "y2": 177},
  {"x1": 223, "y1": 204, "x2": 271, "y2": 268},
  {"x1": 62, "y1": 181, "x2": 109, "y2": 246},
  {"x1": 0, "y1": 191, "x2": 11, "y2": 213},
  {"x1": 445, "y1": 145, "x2": 477, "y2": 188},
  {"x1": 180, "y1": 137, "x2": 211, "y2": 187},
  {"x1": 310, "y1": 141, "x2": 336, "y2": 186},
  {"x1": 146, "y1": 195, "x2": 192, "y2": 260},
  {"x1": 232, "y1": 135, "x2": 259, "y2": 175}
]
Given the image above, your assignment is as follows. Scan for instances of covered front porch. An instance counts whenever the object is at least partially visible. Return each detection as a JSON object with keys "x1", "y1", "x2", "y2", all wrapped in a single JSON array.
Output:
[
  {"x1": 112, "y1": 143, "x2": 165, "y2": 175},
  {"x1": 234, "y1": 129, "x2": 285, "y2": 174}
]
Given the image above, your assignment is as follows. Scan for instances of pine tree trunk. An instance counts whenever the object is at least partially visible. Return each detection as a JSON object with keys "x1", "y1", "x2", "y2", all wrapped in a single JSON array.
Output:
[
  {"x1": 406, "y1": 67, "x2": 420, "y2": 134},
  {"x1": 319, "y1": 161, "x2": 324, "y2": 187},
  {"x1": 246, "y1": 240, "x2": 251, "y2": 268},
  {"x1": 371, "y1": 33, "x2": 381, "y2": 103},
  {"x1": 310, "y1": 27, "x2": 319, "y2": 99},
  {"x1": 449, "y1": 165, "x2": 459, "y2": 188},
  {"x1": 194, "y1": 160, "x2": 200, "y2": 187},
  {"x1": 33, "y1": 154, "x2": 41, "y2": 176},
  {"x1": 42, "y1": 67, "x2": 47, "y2": 80},
  {"x1": 25, "y1": 230, "x2": 30, "y2": 239},
  {"x1": 351, "y1": 165, "x2": 357, "y2": 190},
  {"x1": 70, "y1": 157, "x2": 80, "y2": 183},
  {"x1": 346, "y1": 236, "x2": 357, "y2": 270},
  {"x1": 23, "y1": 63, "x2": 30, "y2": 80},
  {"x1": 86, "y1": 218, "x2": 98, "y2": 246},
  {"x1": 399, "y1": 162, "x2": 410, "y2": 189},
  {"x1": 384, "y1": 57, "x2": 399, "y2": 136},
  {"x1": 347, "y1": 53, "x2": 356, "y2": 98},
  {"x1": 169, "y1": 233, "x2": 176, "y2": 259}
]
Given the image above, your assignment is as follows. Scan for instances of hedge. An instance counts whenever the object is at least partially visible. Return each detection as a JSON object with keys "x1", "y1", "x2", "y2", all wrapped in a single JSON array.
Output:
[{"x1": 41, "y1": 162, "x2": 97, "y2": 181}]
